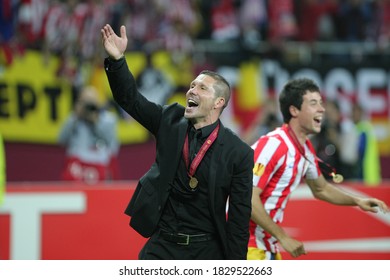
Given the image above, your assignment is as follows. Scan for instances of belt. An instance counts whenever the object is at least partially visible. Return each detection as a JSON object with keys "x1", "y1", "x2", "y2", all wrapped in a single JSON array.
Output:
[{"x1": 160, "y1": 230, "x2": 215, "y2": 246}]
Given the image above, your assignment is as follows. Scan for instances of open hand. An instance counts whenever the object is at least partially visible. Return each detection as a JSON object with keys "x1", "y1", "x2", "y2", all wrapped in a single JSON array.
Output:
[{"x1": 101, "y1": 24, "x2": 128, "y2": 60}]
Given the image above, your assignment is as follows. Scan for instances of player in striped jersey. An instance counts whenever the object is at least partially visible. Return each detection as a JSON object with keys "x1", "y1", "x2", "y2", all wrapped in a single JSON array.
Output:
[{"x1": 248, "y1": 78, "x2": 389, "y2": 260}]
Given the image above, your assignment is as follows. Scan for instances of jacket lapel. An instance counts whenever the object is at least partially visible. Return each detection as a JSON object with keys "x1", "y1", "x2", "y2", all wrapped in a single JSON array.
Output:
[
  {"x1": 159, "y1": 117, "x2": 188, "y2": 180},
  {"x1": 160, "y1": 118, "x2": 188, "y2": 200},
  {"x1": 175, "y1": 118, "x2": 188, "y2": 169}
]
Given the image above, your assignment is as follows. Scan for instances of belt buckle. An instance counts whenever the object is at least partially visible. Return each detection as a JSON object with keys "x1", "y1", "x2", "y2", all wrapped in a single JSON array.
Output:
[{"x1": 177, "y1": 233, "x2": 190, "y2": 245}]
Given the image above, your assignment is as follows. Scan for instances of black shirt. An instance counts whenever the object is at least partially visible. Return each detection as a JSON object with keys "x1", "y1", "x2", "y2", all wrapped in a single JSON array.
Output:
[{"x1": 159, "y1": 120, "x2": 220, "y2": 234}]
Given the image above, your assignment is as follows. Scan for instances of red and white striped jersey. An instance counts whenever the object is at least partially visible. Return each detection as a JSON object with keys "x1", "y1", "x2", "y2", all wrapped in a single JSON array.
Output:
[{"x1": 248, "y1": 124, "x2": 321, "y2": 253}]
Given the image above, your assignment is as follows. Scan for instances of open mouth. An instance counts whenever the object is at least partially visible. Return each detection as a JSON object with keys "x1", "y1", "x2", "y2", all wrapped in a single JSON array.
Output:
[
  {"x1": 314, "y1": 116, "x2": 322, "y2": 125},
  {"x1": 187, "y1": 99, "x2": 199, "y2": 108}
]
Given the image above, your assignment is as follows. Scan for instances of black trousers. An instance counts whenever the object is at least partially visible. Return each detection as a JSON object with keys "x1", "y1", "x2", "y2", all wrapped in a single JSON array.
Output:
[{"x1": 138, "y1": 231, "x2": 225, "y2": 260}]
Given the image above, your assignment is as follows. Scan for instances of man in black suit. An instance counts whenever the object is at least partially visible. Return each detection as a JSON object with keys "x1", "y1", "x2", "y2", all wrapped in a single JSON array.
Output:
[{"x1": 101, "y1": 24, "x2": 253, "y2": 260}]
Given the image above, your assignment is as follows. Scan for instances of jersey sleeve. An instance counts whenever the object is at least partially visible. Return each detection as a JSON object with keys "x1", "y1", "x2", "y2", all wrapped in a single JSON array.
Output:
[{"x1": 251, "y1": 136, "x2": 285, "y2": 190}]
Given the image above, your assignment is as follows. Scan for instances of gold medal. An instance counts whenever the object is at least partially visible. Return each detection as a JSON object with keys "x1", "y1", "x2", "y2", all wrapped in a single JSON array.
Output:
[
  {"x1": 189, "y1": 177, "x2": 198, "y2": 189},
  {"x1": 331, "y1": 172, "x2": 344, "y2": 183}
]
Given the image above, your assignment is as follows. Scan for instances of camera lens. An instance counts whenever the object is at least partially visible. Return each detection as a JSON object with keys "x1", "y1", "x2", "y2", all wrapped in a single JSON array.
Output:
[{"x1": 84, "y1": 103, "x2": 99, "y2": 112}]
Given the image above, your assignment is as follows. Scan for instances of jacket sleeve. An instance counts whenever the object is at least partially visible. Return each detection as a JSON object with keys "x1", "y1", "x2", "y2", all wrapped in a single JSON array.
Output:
[
  {"x1": 226, "y1": 146, "x2": 254, "y2": 259},
  {"x1": 104, "y1": 57, "x2": 163, "y2": 136}
]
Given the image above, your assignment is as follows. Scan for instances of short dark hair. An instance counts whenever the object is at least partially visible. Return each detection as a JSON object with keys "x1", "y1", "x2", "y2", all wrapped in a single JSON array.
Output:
[
  {"x1": 200, "y1": 70, "x2": 231, "y2": 110},
  {"x1": 279, "y1": 78, "x2": 320, "y2": 123}
]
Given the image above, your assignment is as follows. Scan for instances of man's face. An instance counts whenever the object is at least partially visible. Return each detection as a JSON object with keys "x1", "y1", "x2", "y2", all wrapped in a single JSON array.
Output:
[
  {"x1": 75, "y1": 88, "x2": 100, "y2": 123},
  {"x1": 296, "y1": 91, "x2": 325, "y2": 135},
  {"x1": 184, "y1": 74, "x2": 223, "y2": 125}
]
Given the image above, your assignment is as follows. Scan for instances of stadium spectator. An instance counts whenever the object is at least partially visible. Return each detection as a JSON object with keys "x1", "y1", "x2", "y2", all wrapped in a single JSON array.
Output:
[
  {"x1": 237, "y1": 0, "x2": 268, "y2": 51},
  {"x1": 78, "y1": 0, "x2": 110, "y2": 62},
  {"x1": 210, "y1": 0, "x2": 240, "y2": 41},
  {"x1": 295, "y1": 0, "x2": 338, "y2": 42},
  {"x1": 0, "y1": 0, "x2": 24, "y2": 65},
  {"x1": 268, "y1": 0, "x2": 297, "y2": 42},
  {"x1": 351, "y1": 102, "x2": 381, "y2": 185},
  {"x1": 16, "y1": 0, "x2": 48, "y2": 50},
  {"x1": 156, "y1": 0, "x2": 199, "y2": 51},
  {"x1": 371, "y1": 0, "x2": 390, "y2": 48},
  {"x1": 334, "y1": 0, "x2": 375, "y2": 42},
  {"x1": 120, "y1": 0, "x2": 159, "y2": 51},
  {"x1": 58, "y1": 85, "x2": 120, "y2": 184}
]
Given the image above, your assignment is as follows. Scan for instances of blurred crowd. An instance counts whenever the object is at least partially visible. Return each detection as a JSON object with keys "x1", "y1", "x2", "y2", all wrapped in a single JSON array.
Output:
[
  {"x1": 1, "y1": 0, "x2": 390, "y2": 65},
  {"x1": 1, "y1": 0, "x2": 390, "y2": 85}
]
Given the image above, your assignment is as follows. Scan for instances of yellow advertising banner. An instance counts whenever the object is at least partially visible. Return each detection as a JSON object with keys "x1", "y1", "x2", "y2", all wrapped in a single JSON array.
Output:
[
  {"x1": 0, "y1": 51, "x2": 149, "y2": 144},
  {"x1": 0, "y1": 50, "x2": 389, "y2": 158}
]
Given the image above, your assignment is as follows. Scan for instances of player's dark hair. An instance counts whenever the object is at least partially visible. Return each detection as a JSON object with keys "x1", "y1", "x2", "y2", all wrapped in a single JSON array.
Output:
[{"x1": 279, "y1": 78, "x2": 320, "y2": 123}]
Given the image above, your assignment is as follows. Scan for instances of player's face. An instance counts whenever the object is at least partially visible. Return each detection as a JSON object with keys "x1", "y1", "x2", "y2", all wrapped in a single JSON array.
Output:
[
  {"x1": 297, "y1": 91, "x2": 325, "y2": 135},
  {"x1": 184, "y1": 74, "x2": 223, "y2": 127}
]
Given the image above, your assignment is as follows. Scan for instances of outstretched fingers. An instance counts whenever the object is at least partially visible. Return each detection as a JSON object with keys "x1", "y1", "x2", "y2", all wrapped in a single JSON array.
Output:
[
  {"x1": 120, "y1": 25, "x2": 127, "y2": 40},
  {"x1": 100, "y1": 24, "x2": 127, "y2": 59},
  {"x1": 101, "y1": 24, "x2": 113, "y2": 39}
]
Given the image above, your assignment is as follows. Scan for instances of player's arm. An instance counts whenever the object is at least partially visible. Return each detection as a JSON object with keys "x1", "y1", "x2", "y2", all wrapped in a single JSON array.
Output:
[
  {"x1": 305, "y1": 175, "x2": 389, "y2": 213},
  {"x1": 251, "y1": 187, "x2": 306, "y2": 258}
]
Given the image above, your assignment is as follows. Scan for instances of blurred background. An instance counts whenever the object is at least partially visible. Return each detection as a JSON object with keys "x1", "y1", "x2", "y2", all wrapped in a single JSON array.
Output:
[{"x1": 0, "y1": 0, "x2": 389, "y2": 260}]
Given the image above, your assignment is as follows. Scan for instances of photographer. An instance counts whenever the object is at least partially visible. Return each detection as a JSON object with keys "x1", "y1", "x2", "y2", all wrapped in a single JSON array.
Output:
[{"x1": 58, "y1": 86, "x2": 120, "y2": 184}]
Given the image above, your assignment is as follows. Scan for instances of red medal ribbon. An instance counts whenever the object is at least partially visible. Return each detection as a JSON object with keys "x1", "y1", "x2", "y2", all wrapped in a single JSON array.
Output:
[
  {"x1": 285, "y1": 124, "x2": 339, "y2": 179},
  {"x1": 286, "y1": 124, "x2": 307, "y2": 160},
  {"x1": 183, "y1": 123, "x2": 220, "y2": 178}
]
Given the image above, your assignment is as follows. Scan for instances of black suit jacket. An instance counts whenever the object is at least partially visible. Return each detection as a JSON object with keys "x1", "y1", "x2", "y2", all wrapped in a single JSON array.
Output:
[{"x1": 104, "y1": 57, "x2": 253, "y2": 259}]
